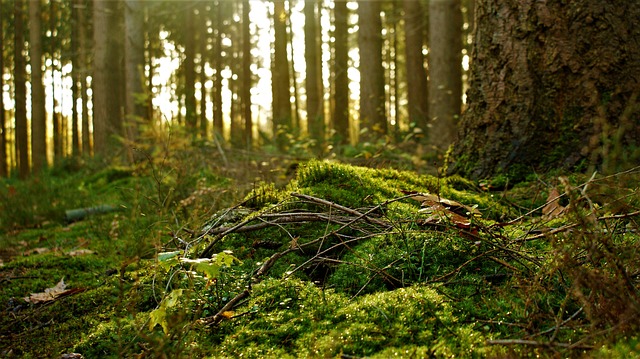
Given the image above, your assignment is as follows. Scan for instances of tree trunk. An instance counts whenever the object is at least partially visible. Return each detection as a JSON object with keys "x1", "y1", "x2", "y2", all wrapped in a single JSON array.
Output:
[
  {"x1": 14, "y1": 0, "x2": 29, "y2": 178},
  {"x1": 305, "y1": 0, "x2": 323, "y2": 152},
  {"x1": 71, "y1": 0, "x2": 81, "y2": 157},
  {"x1": 92, "y1": 0, "x2": 124, "y2": 157},
  {"x1": 78, "y1": 0, "x2": 91, "y2": 155},
  {"x1": 332, "y1": 0, "x2": 349, "y2": 144},
  {"x1": 450, "y1": 0, "x2": 640, "y2": 180},
  {"x1": 272, "y1": 0, "x2": 292, "y2": 148},
  {"x1": 212, "y1": 1, "x2": 224, "y2": 139},
  {"x1": 403, "y1": 0, "x2": 428, "y2": 135},
  {"x1": 357, "y1": 0, "x2": 386, "y2": 142},
  {"x1": 0, "y1": 1, "x2": 6, "y2": 177},
  {"x1": 242, "y1": 0, "x2": 252, "y2": 148},
  {"x1": 29, "y1": 0, "x2": 47, "y2": 173},
  {"x1": 428, "y1": 0, "x2": 462, "y2": 155},
  {"x1": 124, "y1": 0, "x2": 146, "y2": 160},
  {"x1": 184, "y1": 2, "x2": 197, "y2": 133}
]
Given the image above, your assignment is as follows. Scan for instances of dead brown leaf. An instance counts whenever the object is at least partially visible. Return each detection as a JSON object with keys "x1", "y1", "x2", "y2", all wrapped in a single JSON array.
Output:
[
  {"x1": 542, "y1": 187, "x2": 566, "y2": 219},
  {"x1": 66, "y1": 249, "x2": 95, "y2": 257}
]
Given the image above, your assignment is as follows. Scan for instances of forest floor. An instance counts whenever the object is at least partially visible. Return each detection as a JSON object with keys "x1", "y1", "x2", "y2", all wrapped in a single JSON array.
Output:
[{"x1": 1, "y1": 141, "x2": 639, "y2": 358}]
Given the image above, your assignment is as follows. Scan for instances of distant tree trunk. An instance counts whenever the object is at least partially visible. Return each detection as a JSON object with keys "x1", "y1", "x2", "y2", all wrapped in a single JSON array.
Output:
[
  {"x1": 332, "y1": 0, "x2": 349, "y2": 144},
  {"x1": 50, "y1": 0, "x2": 62, "y2": 161},
  {"x1": 14, "y1": 0, "x2": 29, "y2": 178},
  {"x1": 272, "y1": 0, "x2": 292, "y2": 149},
  {"x1": 78, "y1": 0, "x2": 91, "y2": 155},
  {"x1": 428, "y1": 0, "x2": 462, "y2": 155},
  {"x1": 357, "y1": 0, "x2": 386, "y2": 142},
  {"x1": 184, "y1": 2, "x2": 197, "y2": 133},
  {"x1": 403, "y1": 0, "x2": 428, "y2": 134},
  {"x1": 242, "y1": 0, "x2": 252, "y2": 148},
  {"x1": 0, "y1": 2, "x2": 6, "y2": 177},
  {"x1": 124, "y1": 0, "x2": 145, "y2": 160},
  {"x1": 212, "y1": 1, "x2": 224, "y2": 139},
  {"x1": 29, "y1": 0, "x2": 47, "y2": 173},
  {"x1": 92, "y1": 0, "x2": 124, "y2": 157},
  {"x1": 71, "y1": 0, "x2": 81, "y2": 157},
  {"x1": 450, "y1": 0, "x2": 640, "y2": 179},
  {"x1": 305, "y1": 0, "x2": 323, "y2": 153},
  {"x1": 199, "y1": 2, "x2": 209, "y2": 140}
]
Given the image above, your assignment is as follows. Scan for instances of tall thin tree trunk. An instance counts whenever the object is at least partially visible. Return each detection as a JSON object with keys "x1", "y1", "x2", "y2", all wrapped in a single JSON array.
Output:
[
  {"x1": 199, "y1": 3, "x2": 209, "y2": 140},
  {"x1": 332, "y1": 0, "x2": 349, "y2": 144},
  {"x1": 428, "y1": 0, "x2": 462, "y2": 154},
  {"x1": 242, "y1": 0, "x2": 252, "y2": 148},
  {"x1": 78, "y1": 0, "x2": 91, "y2": 155},
  {"x1": 30, "y1": 0, "x2": 47, "y2": 173},
  {"x1": 184, "y1": 2, "x2": 197, "y2": 133},
  {"x1": 272, "y1": 0, "x2": 292, "y2": 148},
  {"x1": 0, "y1": 2, "x2": 6, "y2": 177},
  {"x1": 50, "y1": 0, "x2": 62, "y2": 161},
  {"x1": 93, "y1": 0, "x2": 123, "y2": 157},
  {"x1": 357, "y1": 0, "x2": 386, "y2": 142},
  {"x1": 14, "y1": 0, "x2": 29, "y2": 177},
  {"x1": 124, "y1": 0, "x2": 145, "y2": 161},
  {"x1": 71, "y1": 0, "x2": 80, "y2": 157},
  {"x1": 212, "y1": 1, "x2": 224, "y2": 139},
  {"x1": 403, "y1": 0, "x2": 428, "y2": 135},
  {"x1": 305, "y1": 0, "x2": 324, "y2": 152}
]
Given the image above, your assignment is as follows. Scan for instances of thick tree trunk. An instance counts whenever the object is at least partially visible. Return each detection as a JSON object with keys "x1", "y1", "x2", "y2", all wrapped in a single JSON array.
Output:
[
  {"x1": 450, "y1": 0, "x2": 640, "y2": 179},
  {"x1": 357, "y1": 0, "x2": 386, "y2": 142},
  {"x1": 332, "y1": 0, "x2": 350, "y2": 144},
  {"x1": 428, "y1": 0, "x2": 462, "y2": 154}
]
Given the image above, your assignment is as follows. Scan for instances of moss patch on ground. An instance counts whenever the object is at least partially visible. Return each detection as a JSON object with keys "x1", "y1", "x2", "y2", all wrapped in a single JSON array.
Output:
[{"x1": 1, "y1": 158, "x2": 639, "y2": 358}]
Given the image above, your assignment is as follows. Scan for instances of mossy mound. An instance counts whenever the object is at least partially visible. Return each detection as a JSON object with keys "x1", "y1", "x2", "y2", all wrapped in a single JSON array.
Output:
[{"x1": 1, "y1": 159, "x2": 639, "y2": 358}]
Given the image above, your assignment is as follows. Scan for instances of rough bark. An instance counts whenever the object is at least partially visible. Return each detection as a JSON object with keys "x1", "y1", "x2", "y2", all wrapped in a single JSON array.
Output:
[
  {"x1": 358, "y1": 0, "x2": 386, "y2": 142},
  {"x1": 305, "y1": 0, "x2": 324, "y2": 151},
  {"x1": 332, "y1": 0, "x2": 349, "y2": 144},
  {"x1": 14, "y1": 0, "x2": 29, "y2": 177},
  {"x1": 450, "y1": 0, "x2": 640, "y2": 179},
  {"x1": 428, "y1": 0, "x2": 462, "y2": 154}
]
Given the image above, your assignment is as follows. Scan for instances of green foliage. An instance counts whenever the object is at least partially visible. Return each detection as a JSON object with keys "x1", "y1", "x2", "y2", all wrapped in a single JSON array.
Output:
[{"x1": 1, "y1": 150, "x2": 639, "y2": 358}]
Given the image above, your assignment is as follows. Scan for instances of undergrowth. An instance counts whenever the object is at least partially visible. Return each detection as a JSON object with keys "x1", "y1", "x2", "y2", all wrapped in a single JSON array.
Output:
[{"x1": 1, "y1": 137, "x2": 639, "y2": 358}]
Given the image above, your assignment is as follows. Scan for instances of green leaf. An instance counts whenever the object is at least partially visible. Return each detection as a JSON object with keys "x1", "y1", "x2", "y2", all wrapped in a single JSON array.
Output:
[{"x1": 148, "y1": 289, "x2": 184, "y2": 334}]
